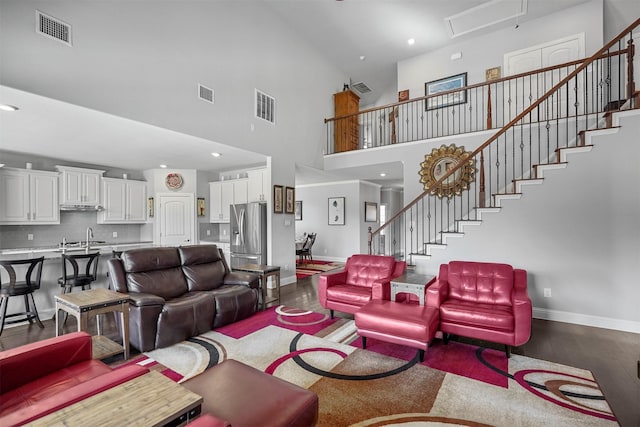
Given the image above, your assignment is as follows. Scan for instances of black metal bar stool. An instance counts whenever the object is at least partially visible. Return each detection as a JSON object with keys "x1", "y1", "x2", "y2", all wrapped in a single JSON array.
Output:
[
  {"x1": 58, "y1": 252, "x2": 101, "y2": 294},
  {"x1": 0, "y1": 256, "x2": 46, "y2": 336}
]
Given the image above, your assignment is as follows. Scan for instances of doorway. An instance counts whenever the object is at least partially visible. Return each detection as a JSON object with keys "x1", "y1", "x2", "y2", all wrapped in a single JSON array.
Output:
[{"x1": 156, "y1": 193, "x2": 195, "y2": 246}]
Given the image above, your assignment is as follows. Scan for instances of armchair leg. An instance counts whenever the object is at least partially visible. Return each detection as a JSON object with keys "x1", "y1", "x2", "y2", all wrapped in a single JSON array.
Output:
[
  {"x1": 330, "y1": 309, "x2": 334, "y2": 319},
  {"x1": 361, "y1": 336, "x2": 367, "y2": 349},
  {"x1": 417, "y1": 349, "x2": 424, "y2": 362},
  {"x1": 505, "y1": 345, "x2": 511, "y2": 358},
  {"x1": 442, "y1": 333, "x2": 449, "y2": 345}
]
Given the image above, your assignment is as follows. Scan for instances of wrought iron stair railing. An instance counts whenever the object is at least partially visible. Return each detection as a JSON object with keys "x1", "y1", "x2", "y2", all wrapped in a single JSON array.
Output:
[{"x1": 362, "y1": 18, "x2": 639, "y2": 263}]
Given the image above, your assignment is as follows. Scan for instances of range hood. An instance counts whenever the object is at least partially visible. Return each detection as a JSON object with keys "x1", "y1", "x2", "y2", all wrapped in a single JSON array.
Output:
[{"x1": 59, "y1": 204, "x2": 104, "y2": 211}]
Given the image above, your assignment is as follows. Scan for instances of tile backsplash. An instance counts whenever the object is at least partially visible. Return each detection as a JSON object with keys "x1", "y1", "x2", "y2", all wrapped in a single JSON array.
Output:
[{"x1": 0, "y1": 212, "x2": 148, "y2": 249}]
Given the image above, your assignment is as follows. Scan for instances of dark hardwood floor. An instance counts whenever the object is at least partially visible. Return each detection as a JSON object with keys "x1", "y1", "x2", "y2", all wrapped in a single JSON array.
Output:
[{"x1": 1, "y1": 275, "x2": 638, "y2": 426}]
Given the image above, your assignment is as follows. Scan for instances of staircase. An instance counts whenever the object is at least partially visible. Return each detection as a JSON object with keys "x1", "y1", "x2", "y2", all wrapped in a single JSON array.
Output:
[{"x1": 366, "y1": 18, "x2": 640, "y2": 267}]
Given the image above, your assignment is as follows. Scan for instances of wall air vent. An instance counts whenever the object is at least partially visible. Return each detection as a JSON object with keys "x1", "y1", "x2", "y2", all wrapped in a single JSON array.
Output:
[
  {"x1": 198, "y1": 84, "x2": 214, "y2": 104},
  {"x1": 351, "y1": 81, "x2": 372, "y2": 94},
  {"x1": 255, "y1": 89, "x2": 276, "y2": 124},
  {"x1": 36, "y1": 10, "x2": 72, "y2": 46}
]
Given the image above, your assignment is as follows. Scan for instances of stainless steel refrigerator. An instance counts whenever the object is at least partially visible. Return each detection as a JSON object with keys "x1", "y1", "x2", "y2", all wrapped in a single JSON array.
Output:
[{"x1": 230, "y1": 202, "x2": 267, "y2": 268}]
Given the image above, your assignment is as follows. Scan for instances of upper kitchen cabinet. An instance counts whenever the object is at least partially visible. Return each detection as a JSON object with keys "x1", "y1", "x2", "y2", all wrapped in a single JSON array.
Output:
[
  {"x1": 210, "y1": 178, "x2": 248, "y2": 223},
  {"x1": 0, "y1": 168, "x2": 59, "y2": 224},
  {"x1": 247, "y1": 168, "x2": 269, "y2": 202},
  {"x1": 98, "y1": 178, "x2": 147, "y2": 224},
  {"x1": 56, "y1": 165, "x2": 105, "y2": 206}
]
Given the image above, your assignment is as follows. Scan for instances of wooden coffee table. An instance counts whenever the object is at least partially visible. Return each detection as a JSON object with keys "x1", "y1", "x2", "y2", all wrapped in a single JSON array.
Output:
[
  {"x1": 55, "y1": 288, "x2": 130, "y2": 360},
  {"x1": 27, "y1": 371, "x2": 203, "y2": 426}
]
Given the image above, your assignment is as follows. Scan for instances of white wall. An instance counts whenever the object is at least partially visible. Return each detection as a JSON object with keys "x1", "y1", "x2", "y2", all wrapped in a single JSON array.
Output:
[
  {"x1": 295, "y1": 180, "x2": 374, "y2": 261},
  {"x1": 0, "y1": 0, "x2": 347, "y2": 280},
  {"x1": 397, "y1": 0, "x2": 604, "y2": 102},
  {"x1": 411, "y1": 112, "x2": 640, "y2": 332}
]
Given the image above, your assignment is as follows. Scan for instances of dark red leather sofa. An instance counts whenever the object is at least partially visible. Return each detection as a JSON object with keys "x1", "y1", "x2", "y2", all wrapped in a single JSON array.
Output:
[
  {"x1": 108, "y1": 245, "x2": 260, "y2": 352},
  {"x1": 0, "y1": 332, "x2": 148, "y2": 426}
]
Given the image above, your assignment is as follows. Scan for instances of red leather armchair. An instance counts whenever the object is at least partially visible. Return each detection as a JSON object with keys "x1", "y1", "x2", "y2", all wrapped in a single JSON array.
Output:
[
  {"x1": 0, "y1": 332, "x2": 148, "y2": 426},
  {"x1": 318, "y1": 254, "x2": 406, "y2": 318},
  {"x1": 426, "y1": 261, "x2": 532, "y2": 357}
]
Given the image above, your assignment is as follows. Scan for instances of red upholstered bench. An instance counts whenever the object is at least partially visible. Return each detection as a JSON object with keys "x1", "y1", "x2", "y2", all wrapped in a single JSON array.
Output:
[
  {"x1": 355, "y1": 300, "x2": 439, "y2": 362},
  {"x1": 182, "y1": 359, "x2": 318, "y2": 427}
]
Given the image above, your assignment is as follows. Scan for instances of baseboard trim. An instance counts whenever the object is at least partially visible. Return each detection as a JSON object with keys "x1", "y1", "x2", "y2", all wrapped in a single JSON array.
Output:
[{"x1": 533, "y1": 307, "x2": 640, "y2": 334}]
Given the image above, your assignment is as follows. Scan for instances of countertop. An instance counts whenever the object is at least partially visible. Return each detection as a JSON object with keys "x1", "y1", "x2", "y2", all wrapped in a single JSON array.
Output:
[{"x1": 0, "y1": 241, "x2": 155, "y2": 259}]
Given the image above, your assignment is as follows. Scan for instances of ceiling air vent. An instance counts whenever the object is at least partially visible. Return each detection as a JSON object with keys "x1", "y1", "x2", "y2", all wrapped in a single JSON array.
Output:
[
  {"x1": 351, "y1": 81, "x2": 372, "y2": 94},
  {"x1": 255, "y1": 89, "x2": 276, "y2": 124},
  {"x1": 198, "y1": 84, "x2": 214, "y2": 104},
  {"x1": 36, "y1": 10, "x2": 72, "y2": 46}
]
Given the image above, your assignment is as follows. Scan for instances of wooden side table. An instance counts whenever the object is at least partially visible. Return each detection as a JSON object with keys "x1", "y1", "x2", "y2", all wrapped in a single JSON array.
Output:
[
  {"x1": 28, "y1": 371, "x2": 203, "y2": 427},
  {"x1": 232, "y1": 263, "x2": 281, "y2": 310},
  {"x1": 390, "y1": 273, "x2": 435, "y2": 305},
  {"x1": 55, "y1": 288, "x2": 130, "y2": 360}
]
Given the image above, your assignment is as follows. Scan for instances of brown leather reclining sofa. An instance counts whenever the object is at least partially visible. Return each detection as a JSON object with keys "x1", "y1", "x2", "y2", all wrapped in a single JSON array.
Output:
[{"x1": 108, "y1": 245, "x2": 260, "y2": 352}]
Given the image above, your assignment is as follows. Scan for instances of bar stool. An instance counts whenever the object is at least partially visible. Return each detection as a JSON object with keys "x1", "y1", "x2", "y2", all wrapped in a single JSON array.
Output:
[
  {"x1": 0, "y1": 256, "x2": 45, "y2": 336},
  {"x1": 58, "y1": 252, "x2": 101, "y2": 294}
]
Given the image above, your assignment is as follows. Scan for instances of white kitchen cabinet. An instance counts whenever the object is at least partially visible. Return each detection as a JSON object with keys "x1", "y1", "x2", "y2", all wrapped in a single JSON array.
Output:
[
  {"x1": 56, "y1": 165, "x2": 104, "y2": 206},
  {"x1": 98, "y1": 178, "x2": 147, "y2": 224},
  {"x1": 0, "y1": 168, "x2": 59, "y2": 224},
  {"x1": 234, "y1": 178, "x2": 248, "y2": 204},
  {"x1": 209, "y1": 179, "x2": 249, "y2": 223},
  {"x1": 247, "y1": 168, "x2": 269, "y2": 202}
]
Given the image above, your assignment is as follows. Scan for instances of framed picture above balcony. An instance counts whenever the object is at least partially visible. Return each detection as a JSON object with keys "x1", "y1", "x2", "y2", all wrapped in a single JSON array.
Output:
[
  {"x1": 424, "y1": 72, "x2": 467, "y2": 110},
  {"x1": 419, "y1": 143, "x2": 476, "y2": 198}
]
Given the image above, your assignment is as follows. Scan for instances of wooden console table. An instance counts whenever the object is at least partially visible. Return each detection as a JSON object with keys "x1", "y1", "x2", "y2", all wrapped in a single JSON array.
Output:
[
  {"x1": 55, "y1": 288, "x2": 130, "y2": 360},
  {"x1": 233, "y1": 263, "x2": 281, "y2": 310},
  {"x1": 27, "y1": 371, "x2": 203, "y2": 426}
]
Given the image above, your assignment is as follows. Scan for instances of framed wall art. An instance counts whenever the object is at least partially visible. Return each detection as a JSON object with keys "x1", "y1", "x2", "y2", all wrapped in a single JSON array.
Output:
[
  {"x1": 147, "y1": 197, "x2": 154, "y2": 218},
  {"x1": 295, "y1": 201, "x2": 302, "y2": 221},
  {"x1": 273, "y1": 185, "x2": 283, "y2": 213},
  {"x1": 418, "y1": 143, "x2": 476, "y2": 198},
  {"x1": 328, "y1": 197, "x2": 345, "y2": 225},
  {"x1": 285, "y1": 186, "x2": 295, "y2": 214},
  {"x1": 425, "y1": 72, "x2": 468, "y2": 110},
  {"x1": 197, "y1": 197, "x2": 206, "y2": 216},
  {"x1": 364, "y1": 201, "x2": 378, "y2": 222}
]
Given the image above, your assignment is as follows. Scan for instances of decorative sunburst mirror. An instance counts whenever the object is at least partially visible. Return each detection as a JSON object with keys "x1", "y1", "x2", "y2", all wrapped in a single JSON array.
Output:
[{"x1": 418, "y1": 144, "x2": 476, "y2": 198}]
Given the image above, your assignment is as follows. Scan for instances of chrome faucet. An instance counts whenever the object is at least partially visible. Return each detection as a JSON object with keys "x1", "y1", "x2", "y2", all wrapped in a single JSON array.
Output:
[{"x1": 86, "y1": 227, "x2": 93, "y2": 252}]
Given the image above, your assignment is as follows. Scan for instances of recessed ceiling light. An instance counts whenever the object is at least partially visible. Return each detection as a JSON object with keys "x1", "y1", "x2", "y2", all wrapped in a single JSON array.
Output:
[
  {"x1": 0, "y1": 104, "x2": 19, "y2": 112},
  {"x1": 380, "y1": 172, "x2": 387, "y2": 177},
  {"x1": 160, "y1": 164, "x2": 167, "y2": 168},
  {"x1": 211, "y1": 152, "x2": 222, "y2": 157},
  {"x1": 407, "y1": 38, "x2": 416, "y2": 46},
  {"x1": 359, "y1": 55, "x2": 366, "y2": 61}
]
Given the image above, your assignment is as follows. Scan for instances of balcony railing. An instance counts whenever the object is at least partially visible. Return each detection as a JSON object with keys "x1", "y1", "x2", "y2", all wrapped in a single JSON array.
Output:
[
  {"x1": 325, "y1": 43, "x2": 636, "y2": 156},
  {"x1": 354, "y1": 18, "x2": 639, "y2": 263}
]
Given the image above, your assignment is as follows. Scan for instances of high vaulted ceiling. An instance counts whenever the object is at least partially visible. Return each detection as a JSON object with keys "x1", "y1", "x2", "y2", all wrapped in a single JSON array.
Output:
[{"x1": 0, "y1": 0, "x2": 591, "y2": 185}]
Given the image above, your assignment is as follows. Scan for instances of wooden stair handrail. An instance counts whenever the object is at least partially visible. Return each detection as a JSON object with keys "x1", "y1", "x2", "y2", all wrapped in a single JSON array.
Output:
[
  {"x1": 326, "y1": 48, "x2": 631, "y2": 123},
  {"x1": 368, "y1": 17, "x2": 640, "y2": 249}
]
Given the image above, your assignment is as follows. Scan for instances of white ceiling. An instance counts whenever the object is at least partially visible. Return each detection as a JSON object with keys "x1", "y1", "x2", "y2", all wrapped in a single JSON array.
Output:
[{"x1": 0, "y1": 0, "x2": 589, "y2": 185}]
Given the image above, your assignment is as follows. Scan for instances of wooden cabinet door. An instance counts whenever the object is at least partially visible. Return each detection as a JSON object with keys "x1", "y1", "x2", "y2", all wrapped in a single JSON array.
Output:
[
  {"x1": 209, "y1": 182, "x2": 224, "y2": 222},
  {"x1": 82, "y1": 172, "x2": 101, "y2": 205},
  {"x1": 126, "y1": 181, "x2": 147, "y2": 222},
  {"x1": 29, "y1": 172, "x2": 59, "y2": 223},
  {"x1": 0, "y1": 170, "x2": 29, "y2": 222},
  {"x1": 101, "y1": 178, "x2": 127, "y2": 222}
]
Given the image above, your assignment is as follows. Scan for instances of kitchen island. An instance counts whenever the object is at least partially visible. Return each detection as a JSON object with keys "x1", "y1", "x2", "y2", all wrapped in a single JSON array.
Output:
[{"x1": 0, "y1": 241, "x2": 155, "y2": 324}]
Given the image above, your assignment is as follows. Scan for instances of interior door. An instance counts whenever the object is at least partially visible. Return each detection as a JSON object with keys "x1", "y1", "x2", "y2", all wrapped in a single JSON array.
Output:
[
  {"x1": 158, "y1": 193, "x2": 195, "y2": 246},
  {"x1": 504, "y1": 34, "x2": 584, "y2": 122}
]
